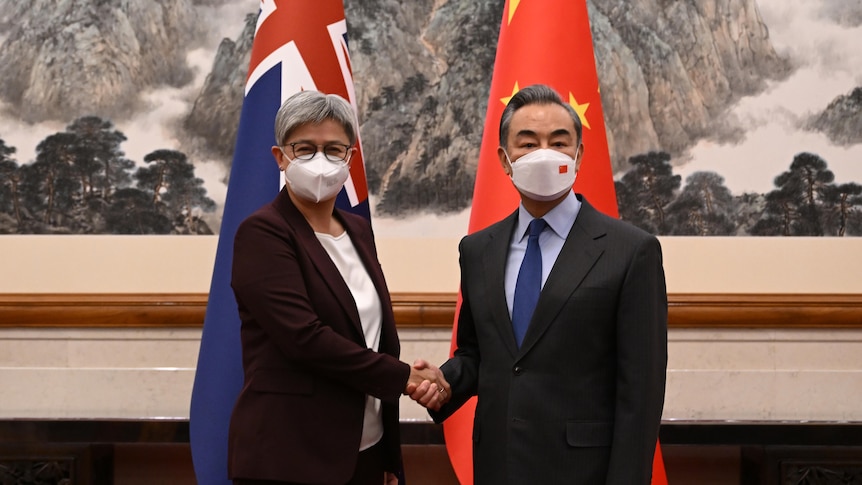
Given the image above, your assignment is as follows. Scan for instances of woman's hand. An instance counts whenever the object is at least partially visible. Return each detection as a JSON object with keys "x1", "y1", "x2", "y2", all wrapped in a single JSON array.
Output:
[{"x1": 404, "y1": 359, "x2": 451, "y2": 410}]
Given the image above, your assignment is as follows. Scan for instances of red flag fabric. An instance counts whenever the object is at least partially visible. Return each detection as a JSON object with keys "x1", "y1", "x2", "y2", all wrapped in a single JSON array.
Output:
[{"x1": 442, "y1": 1, "x2": 668, "y2": 484}]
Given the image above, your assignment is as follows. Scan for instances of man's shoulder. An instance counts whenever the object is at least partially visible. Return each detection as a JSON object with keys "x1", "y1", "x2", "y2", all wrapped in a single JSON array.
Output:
[
  {"x1": 578, "y1": 198, "x2": 657, "y2": 242},
  {"x1": 598, "y1": 211, "x2": 655, "y2": 239},
  {"x1": 461, "y1": 213, "x2": 516, "y2": 245}
]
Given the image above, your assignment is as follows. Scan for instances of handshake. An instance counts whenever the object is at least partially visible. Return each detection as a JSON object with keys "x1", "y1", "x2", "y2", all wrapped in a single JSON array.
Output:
[{"x1": 404, "y1": 359, "x2": 450, "y2": 411}]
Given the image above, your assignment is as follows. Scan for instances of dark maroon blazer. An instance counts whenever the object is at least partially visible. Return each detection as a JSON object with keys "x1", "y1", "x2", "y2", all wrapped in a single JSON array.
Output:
[{"x1": 227, "y1": 188, "x2": 410, "y2": 484}]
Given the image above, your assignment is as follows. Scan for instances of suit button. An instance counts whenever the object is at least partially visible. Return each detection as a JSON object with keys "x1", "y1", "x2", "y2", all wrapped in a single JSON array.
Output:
[{"x1": 513, "y1": 366, "x2": 523, "y2": 375}]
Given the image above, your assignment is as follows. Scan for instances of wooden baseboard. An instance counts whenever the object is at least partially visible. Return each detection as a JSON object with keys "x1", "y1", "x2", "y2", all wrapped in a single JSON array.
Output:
[{"x1": 0, "y1": 293, "x2": 860, "y2": 328}]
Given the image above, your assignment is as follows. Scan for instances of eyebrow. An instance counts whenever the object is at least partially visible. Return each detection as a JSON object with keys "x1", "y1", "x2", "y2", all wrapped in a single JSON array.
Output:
[
  {"x1": 513, "y1": 128, "x2": 573, "y2": 138},
  {"x1": 287, "y1": 138, "x2": 350, "y2": 145}
]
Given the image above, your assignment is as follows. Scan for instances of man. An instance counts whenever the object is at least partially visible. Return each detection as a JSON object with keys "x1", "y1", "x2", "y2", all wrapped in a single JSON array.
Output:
[{"x1": 425, "y1": 84, "x2": 667, "y2": 484}]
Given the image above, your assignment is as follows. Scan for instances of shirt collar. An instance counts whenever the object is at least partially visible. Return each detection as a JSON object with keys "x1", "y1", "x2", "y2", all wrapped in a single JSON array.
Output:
[{"x1": 515, "y1": 190, "x2": 581, "y2": 242}]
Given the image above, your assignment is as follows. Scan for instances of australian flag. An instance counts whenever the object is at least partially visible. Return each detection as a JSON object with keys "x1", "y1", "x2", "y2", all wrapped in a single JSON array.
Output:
[{"x1": 190, "y1": 1, "x2": 371, "y2": 484}]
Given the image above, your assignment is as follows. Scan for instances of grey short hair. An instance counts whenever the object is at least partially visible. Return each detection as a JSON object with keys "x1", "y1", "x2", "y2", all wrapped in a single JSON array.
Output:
[
  {"x1": 498, "y1": 84, "x2": 582, "y2": 147},
  {"x1": 274, "y1": 90, "x2": 358, "y2": 146}
]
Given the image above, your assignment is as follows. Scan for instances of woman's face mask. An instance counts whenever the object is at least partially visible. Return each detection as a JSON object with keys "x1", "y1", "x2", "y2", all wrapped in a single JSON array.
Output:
[{"x1": 282, "y1": 150, "x2": 350, "y2": 203}]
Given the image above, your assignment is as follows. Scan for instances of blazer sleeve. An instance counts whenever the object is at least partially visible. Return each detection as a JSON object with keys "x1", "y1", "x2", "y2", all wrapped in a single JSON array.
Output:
[
  {"x1": 606, "y1": 234, "x2": 668, "y2": 484},
  {"x1": 231, "y1": 212, "x2": 410, "y2": 402}
]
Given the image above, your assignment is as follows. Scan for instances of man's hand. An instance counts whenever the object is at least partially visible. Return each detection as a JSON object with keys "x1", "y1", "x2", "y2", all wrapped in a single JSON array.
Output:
[{"x1": 404, "y1": 358, "x2": 450, "y2": 411}]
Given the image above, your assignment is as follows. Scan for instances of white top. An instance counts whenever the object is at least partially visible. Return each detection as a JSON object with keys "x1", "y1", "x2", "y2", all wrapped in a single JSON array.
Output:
[{"x1": 315, "y1": 230, "x2": 384, "y2": 451}]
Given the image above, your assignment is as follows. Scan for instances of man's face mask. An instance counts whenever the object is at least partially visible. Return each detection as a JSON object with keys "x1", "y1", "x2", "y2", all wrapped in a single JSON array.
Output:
[{"x1": 505, "y1": 148, "x2": 577, "y2": 201}]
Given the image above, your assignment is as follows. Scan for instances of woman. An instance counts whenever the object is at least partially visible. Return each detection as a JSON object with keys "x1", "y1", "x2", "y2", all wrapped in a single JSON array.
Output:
[{"x1": 227, "y1": 90, "x2": 447, "y2": 485}]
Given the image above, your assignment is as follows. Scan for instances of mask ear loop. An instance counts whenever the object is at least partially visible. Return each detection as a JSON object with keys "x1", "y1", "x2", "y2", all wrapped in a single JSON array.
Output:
[
  {"x1": 502, "y1": 149, "x2": 514, "y2": 176},
  {"x1": 278, "y1": 147, "x2": 292, "y2": 172}
]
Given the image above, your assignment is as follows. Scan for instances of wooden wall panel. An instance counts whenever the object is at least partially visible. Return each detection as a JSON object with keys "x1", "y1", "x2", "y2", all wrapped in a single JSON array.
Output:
[{"x1": 1, "y1": 293, "x2": 860, "y2": 328}]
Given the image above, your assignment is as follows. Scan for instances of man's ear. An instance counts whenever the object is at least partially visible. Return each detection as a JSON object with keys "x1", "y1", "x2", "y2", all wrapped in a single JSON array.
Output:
[
  {"x1": 498, "y1": 146, "x2": 512, "y2": 176},
  {"x1": 574, "y1": 143, "x2": 584, "y2": 172}
]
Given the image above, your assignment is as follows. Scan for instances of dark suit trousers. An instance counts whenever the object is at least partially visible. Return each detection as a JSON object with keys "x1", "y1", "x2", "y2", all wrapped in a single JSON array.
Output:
[{"x1": 232, "y1": 441, "x2": 385, "y2": 485}]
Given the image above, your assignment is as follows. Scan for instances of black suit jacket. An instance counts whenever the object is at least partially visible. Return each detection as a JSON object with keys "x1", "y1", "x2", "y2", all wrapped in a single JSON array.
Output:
[
  {"x1": 432, "y1": 196, "x2": 667, "y2": 485},
  {"x1": 228, "y1": 189, "x2": 409, "y2": 484}
]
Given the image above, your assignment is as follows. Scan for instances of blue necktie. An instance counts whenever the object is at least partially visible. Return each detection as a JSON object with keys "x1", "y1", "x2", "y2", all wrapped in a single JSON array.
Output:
[{"x1": 512, "y1": 218, "x2": 547, "y2": 348}]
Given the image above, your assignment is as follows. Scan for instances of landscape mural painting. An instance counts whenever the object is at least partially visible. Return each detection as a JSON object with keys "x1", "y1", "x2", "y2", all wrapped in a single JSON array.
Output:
[{"x1": 0, "y1": 0, "x2": 859, "y2": 236}]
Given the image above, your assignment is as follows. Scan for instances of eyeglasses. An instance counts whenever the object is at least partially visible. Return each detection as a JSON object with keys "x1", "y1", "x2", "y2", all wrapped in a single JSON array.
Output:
[{"x1": 283, "y1": 142, "x2": 352, "y2": 162}]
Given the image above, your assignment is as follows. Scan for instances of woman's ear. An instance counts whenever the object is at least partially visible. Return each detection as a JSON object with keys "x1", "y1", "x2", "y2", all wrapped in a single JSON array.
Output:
[{"x1": 272, "y1": 146, "x2": 288, "y2": 171}]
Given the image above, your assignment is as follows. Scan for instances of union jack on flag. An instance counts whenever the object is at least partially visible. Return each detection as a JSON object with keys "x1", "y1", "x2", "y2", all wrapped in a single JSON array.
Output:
[
  {"x1": 190, "y1": 2, "x2": 370, "y2": 483},
  {"x1": 247, "y1": 0, "x2": 370, "y2": 215}
]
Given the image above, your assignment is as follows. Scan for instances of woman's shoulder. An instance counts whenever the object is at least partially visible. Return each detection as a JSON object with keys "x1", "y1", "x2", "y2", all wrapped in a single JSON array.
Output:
[
  {"x1": 337, "y1": 208, "x2": 373, "y2": 234},
  {"x1": 235, "y1": 198, "x2": 300, "y2": 242},
  {"x1": 240, "y1": 199, "x2": 279, "y2": 225}
]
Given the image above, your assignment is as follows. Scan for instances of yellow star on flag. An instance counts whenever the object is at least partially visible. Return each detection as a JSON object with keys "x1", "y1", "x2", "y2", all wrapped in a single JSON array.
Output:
[
  {"x1": 508, "y1": 0, "x2": 521, "y2": 25},
  {"x1": 569, "y1": 92, "x2": 591, "y2": 129},
  {"x1": 501, "y1": 82, "x2": 520, "y2": 106}
]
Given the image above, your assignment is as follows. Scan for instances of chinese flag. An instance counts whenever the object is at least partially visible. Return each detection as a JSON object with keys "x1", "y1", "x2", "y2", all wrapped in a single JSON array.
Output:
[{"x1": 442, "y1": 1, "x2": 669, "y2": 484}]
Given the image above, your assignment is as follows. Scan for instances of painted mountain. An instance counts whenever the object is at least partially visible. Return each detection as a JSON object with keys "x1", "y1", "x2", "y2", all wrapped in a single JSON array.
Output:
[{"x1": 0, "y1": 0, "x2": 859, "y2": 235}]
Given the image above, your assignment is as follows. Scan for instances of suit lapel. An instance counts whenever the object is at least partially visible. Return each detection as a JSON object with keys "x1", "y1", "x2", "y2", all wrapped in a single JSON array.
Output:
[
  {"x1": 341, "y1": 213, "x2": 399, "y2": 354},
  {"x1": 274, "y1": 190, "x2": 365, "y2": 340},
  {"x1": 342, "y1": 215, "x2": 388, "y2": 313},
  {"x1": 518, "y1": 200, "x2": 607, "y2": 356},
  {"x1": 482, "y1": 211, "x2": 520, "y2": 358}
]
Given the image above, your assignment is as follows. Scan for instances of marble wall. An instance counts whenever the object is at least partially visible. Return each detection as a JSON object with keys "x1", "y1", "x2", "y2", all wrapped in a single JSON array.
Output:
[{"x1": 1, "y1": 327, "x2": 860, "y2": 422}]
